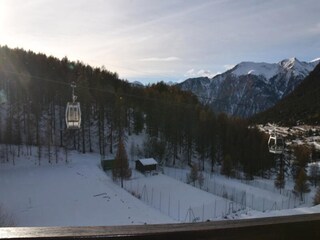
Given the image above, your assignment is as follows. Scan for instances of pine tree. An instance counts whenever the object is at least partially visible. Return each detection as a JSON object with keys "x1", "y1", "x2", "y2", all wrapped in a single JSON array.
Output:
[
  {"x1": 221, "y1": 154, "x2": 233, "y2": 178},
  {"x1": 189, "y1": 164, "x2": 198, "y2": 186},
  {"x1": 64, "y1": 146, "x2": 69, "y2": 164},
  {"x1": 274, "y1": 171, "x2": 285, "y2": 193},
  {"x1": 294, "y1": 169, "x2": 310, "y2": 201},
  {"x1": 133, "y1": 110, "x2": 144, "y2": 134},
  {"x1": 309, "y1": 164, "x2": 319, "y2": 187},
  {"x1": 274, "y1": 155, "x2": 286, "y2": 193},
  {"x1": 130, "y1": 141, "x2": 135, "y2": 162},
  {"x1": 314, "y1": 187, "x2": 320, "y2": 205},
  {"x1": 198, "y1": 171, "x2": 204, "y2": 189},
  {"x1": 112, "y1": 137, "x2": 131, "y2": 188},
  {"x1": 293, "y1": 145, "x2": 310, "y2": 178}
]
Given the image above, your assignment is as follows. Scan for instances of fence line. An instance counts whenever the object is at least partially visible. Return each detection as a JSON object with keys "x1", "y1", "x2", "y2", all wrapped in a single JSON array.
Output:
[
  {"x1": 123, "y1": 168, "x2": 311, "y2": 222},
  {"x1": 123, "y1": 180, "x2": 244, "y2": 222},
  {"x1": 163, "y1": 168, "x2": 306, "y2": 212}
]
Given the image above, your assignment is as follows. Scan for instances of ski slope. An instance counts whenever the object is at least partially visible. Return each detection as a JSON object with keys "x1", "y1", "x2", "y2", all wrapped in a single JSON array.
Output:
[{"x1": 0, "y1": 151, "x2": 175, "y2": 227}]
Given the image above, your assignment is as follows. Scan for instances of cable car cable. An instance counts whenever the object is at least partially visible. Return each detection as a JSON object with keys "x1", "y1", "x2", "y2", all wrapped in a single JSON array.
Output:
[{"x1": 0, "y1": 68, "x2": 259, "y2": 110}]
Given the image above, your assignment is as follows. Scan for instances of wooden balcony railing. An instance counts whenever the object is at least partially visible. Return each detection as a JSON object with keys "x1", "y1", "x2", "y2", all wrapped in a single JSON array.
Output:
[{"x1": 1, "y1": 213, "x2": 320, "y2": 240}]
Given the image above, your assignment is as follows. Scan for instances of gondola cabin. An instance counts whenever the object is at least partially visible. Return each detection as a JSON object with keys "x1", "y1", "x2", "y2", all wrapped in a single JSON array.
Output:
[
  {"x1": 65, "y1": 102, "x2": 81, "y2": 129},
  {"x1": 268, "y1": 134, "x2": 284, "y2": 154}
]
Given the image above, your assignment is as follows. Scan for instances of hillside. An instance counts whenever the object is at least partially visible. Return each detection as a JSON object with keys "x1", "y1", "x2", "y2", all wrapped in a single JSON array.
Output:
[
  {"x1": 178, "y1": 58, "x2": 319, "y2": 118},
  {"x1": 0, "y1": 45, "x2": 274, "y2": 179},
  {"x1": 1, "y1": 46, "x2": 320, "y2": 228},
  {"x1": 1, "y1": 145, "x2": 319, "y2": 227},
  {"x1": 252, "y1": 62, "x2": 320, "y2": 125}
]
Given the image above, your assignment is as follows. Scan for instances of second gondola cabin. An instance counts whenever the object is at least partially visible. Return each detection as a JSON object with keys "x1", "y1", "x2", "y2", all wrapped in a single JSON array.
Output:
[
  {"x1": 268, "y1": 134, "x2": 284, "y2": 154},
  {"x1": 65, "y1": 102, "x2": 81, "y2": 129}
]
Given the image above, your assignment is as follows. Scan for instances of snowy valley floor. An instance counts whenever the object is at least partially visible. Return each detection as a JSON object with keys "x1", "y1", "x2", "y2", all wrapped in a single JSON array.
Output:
[
  {"x1": 0, "y1": 151, "x2": 175, "y2": 227},
  {"x1": 1, "y1": 149, "x2": 320, "y2": 227}
]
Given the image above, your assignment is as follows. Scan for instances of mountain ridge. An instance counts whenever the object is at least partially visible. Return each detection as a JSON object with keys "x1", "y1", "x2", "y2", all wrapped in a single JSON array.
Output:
[
  {"x1": 177, "y1": 57, "x2": 319, "y2": 117},
  {"x1": 251, "y1": 62, "x2": 320, "y2": 125}
]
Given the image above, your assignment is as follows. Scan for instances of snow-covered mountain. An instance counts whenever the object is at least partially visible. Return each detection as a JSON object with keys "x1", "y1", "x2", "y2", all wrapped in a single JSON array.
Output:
[{"x1": 178, "y1": 58, "x2": 320, "y2": 117}]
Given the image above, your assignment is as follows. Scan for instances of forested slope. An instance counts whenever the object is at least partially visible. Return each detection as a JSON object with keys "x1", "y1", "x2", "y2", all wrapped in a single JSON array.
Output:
[{"x1": 0, "y1": 46, "x2": 273, "y2": 178}]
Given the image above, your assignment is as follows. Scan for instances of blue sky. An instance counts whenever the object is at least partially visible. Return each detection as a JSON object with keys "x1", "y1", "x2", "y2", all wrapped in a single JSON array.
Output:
[{"x1": 1, "y1": 0, "x2": 319, "y2": 84}]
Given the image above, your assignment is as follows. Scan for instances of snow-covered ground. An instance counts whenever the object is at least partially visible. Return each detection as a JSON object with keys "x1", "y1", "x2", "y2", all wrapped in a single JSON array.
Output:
[
  {"x1": 0, "y1": 150, "x2": 175, "y2": 227},
  {"x1": 1, "y1": 145, "x2": 320, "y2": 227},
  {"x1": 239, "y1": 204, "x2": 320, "y2": 219},
  {"x1": 123, "y1": 172, "x2": 238, "y2": 222},
  {"x1": 163, "y1": 167, "x2": 315, "y2": 212}
]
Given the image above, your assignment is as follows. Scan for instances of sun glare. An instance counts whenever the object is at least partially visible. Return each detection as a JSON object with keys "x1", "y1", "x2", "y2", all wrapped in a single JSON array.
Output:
[{"x1": 0, "y1": 1, "x2": 9, "y2": 39}]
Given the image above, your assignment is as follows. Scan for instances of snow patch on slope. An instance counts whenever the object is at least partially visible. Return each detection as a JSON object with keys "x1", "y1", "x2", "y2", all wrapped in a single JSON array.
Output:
[
  {"x1": 230, "y1": 57, "x2": 319, "y2": 80},
  {"x1": 280, "y1": 57, "x2": 318, "y2": 77},
  {"x1": 310, "y1": 58, "x2": 320, "y2": 64},
  {"x1": 232, "y1": 62, "x2": 279, "y2": 80}
]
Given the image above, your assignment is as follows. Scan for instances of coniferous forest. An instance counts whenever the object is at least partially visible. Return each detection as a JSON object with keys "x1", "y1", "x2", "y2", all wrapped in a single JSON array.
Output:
[{"x1": 0, "y1": 46, "x2": 274, "y2": 179}]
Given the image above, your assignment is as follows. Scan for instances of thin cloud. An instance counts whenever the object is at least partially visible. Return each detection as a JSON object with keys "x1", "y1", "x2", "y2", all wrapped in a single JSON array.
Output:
[
  {"x1": 2, "y1": 0, "x2": 319, "y2": 85},
  {"x1": 139, "y1": 57, "x2": 181, "y2": 62},
  {"x1": 308, "y1": 22, "x2": 320, "y2": 34},
  {"x1": 184, "y1": 69, "x2": 217, "y2": 78}
]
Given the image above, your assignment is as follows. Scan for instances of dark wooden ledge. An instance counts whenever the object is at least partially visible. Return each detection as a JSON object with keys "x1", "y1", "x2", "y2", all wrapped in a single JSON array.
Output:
[{"x1": 1, "y1": 213, "x2": 320, "y2": 240}]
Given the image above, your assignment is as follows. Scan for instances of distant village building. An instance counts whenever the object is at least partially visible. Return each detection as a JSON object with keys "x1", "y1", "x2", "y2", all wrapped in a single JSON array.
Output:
[{"x1": 135, "y1": 158, "x2": 158, "y2": 173}]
